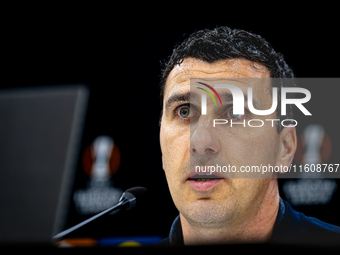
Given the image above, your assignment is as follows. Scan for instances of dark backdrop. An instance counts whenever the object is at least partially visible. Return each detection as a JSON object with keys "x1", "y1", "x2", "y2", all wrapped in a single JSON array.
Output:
[{"x1": 2, "y1": 9, "x2": 340, "y2": 241}]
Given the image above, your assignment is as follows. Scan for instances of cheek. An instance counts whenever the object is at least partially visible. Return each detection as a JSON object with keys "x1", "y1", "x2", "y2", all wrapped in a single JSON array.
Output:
[
  {"x1": 232, "y1": 178, "x2": 271, "y2": 207},
  {"x1": 160, "y1": 122, "x2": 190, "y2": 174},
  {"x1": 220, "y1": 125, "x2": 280, "y2": 166}
]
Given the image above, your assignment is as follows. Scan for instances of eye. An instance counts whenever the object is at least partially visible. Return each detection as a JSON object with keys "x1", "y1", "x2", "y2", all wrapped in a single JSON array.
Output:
[
  {"x1": 221, "y1": 107, "x2": 246, "y2": 120},
  {"x1": 174, "y1": 104, "x2": 199, "y2": 120},
  {"x1": 229, "y1": 108, "x2": 244, "y2": 119},
  {"x1": 179, "y1": 107, "x2": 190, "y2": 118}
]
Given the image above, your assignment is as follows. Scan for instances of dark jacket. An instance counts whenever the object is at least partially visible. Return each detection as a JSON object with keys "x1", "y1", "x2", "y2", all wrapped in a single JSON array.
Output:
[{"x1": 158, "y1": 198, "x2": 340, "y2": 246}]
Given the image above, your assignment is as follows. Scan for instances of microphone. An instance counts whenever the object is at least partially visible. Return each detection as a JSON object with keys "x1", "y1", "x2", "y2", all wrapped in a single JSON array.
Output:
[{"x1": 53, "y1": 186, "x2": 148, "y2": 241}]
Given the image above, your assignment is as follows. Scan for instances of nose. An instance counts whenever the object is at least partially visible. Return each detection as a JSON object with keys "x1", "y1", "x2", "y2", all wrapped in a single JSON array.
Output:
[{"x1": 190, "y1": 122, "x2": 221, "y2": 156}]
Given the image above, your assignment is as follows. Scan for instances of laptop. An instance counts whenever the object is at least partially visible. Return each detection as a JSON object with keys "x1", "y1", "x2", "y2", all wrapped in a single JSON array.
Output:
[{"x1": 0, "y1": 85, "x2": 89, "y2": 244}]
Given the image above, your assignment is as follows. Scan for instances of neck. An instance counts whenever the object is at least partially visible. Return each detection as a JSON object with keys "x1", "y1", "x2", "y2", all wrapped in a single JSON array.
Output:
[{"x1": 180, "y1": 179, "x2": 280, "y2": 245}]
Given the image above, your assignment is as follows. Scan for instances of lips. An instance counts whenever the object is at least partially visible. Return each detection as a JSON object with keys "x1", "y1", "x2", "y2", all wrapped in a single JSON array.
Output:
[
  {"x1": 187, "y1": 178, "x2": 224, "y2": 191},
  {"x1": 186, "y1": 172, "x2": 225, "y2": 191},
  {"x1": 188, "y1": 172, "x2": 225, "y2": 180}
]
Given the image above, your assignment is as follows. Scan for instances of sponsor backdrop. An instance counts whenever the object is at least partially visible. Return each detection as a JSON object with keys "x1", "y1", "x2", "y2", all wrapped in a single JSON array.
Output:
[{"x1": 2, "y1": 15, "x2": 340, "y2": 246}]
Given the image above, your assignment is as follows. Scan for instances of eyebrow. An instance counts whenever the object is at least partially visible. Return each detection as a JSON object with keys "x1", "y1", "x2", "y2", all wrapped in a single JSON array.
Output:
[
  {"x1": 164, "y1": 90, "x2": 261, "y2": 110},
  {"x1": 165, "y1": 91, "x2": 198, "y2": 110},
  {"x1": 219, "y1": 91, "x2": 261, "y2": 109}
]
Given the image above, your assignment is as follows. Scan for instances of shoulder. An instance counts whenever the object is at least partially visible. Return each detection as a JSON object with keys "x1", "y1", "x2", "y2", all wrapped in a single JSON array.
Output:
[
  {"x1": 271, "y1": 199, "x2": 340, "y2": 245},
  {"x1": 154, "y1": 237, "x2": 170, "y2": 246},
  {"x1": 285, "y1": 199, "x2": 340, "y2": 234},
  {"x1": 155, "y1": 215, "x2": 183, "y2": 246},
  {"x1": 300, "y1": 212, "x2": 340, "y2": 233}
]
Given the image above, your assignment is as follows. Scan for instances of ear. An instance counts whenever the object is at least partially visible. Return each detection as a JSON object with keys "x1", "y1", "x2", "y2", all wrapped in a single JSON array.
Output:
[{"x1": 277, "y1": 125, "x2": 297, "y2": 173}]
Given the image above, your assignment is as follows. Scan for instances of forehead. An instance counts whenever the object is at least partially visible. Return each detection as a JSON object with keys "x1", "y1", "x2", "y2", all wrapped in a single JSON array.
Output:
[{"x1": 163, "y1": 58, "x2": 271, "y2": 104}]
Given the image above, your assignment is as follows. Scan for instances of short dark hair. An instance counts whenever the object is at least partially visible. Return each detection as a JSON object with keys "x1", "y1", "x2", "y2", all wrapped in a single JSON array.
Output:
[{"x1": 159, "y1": 26, "x2": 295, "y2": 132}]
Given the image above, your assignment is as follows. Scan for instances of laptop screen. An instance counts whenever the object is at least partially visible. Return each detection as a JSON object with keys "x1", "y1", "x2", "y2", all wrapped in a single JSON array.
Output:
[{"x1": 0, "y1": 85, "x2": 89, "y2": 244}]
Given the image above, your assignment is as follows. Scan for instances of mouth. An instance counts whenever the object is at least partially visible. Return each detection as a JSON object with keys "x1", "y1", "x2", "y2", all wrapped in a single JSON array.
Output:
[
  {"x1": 187, "y1": 174, "x2": 225, "y2": 191},
  {"x1": 188, "y1": 174, "x2": 224, "y2": 180}
]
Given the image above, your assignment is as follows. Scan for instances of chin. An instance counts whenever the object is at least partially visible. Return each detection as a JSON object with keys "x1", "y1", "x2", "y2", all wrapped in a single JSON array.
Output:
[{"x1": 180, "y1": 199, "x2": 233, "y2": 227}]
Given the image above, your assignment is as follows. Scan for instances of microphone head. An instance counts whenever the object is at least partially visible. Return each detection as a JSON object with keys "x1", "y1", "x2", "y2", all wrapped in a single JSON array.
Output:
[
  {"x1": 125, "y1": 186, "x2": 148, "y2": 201},
  {"x1": 123, "y1": 186, "x2": 148, "y2": 210}
]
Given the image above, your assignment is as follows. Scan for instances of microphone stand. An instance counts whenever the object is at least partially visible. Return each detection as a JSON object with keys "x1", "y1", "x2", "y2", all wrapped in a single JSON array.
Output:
[{"x1": 53, "y1": 192, "x2": 135, "y2": 242}]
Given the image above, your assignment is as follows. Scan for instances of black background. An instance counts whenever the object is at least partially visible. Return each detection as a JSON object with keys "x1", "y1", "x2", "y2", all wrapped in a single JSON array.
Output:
[{"x1": 2, "y1": 6, "x2": 340, "y2": 241}]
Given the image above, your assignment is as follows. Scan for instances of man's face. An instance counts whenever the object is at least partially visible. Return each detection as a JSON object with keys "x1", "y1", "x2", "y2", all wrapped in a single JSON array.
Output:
[{"x1": 160, "y1": 58, "x2": 284, "y2": 227}]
